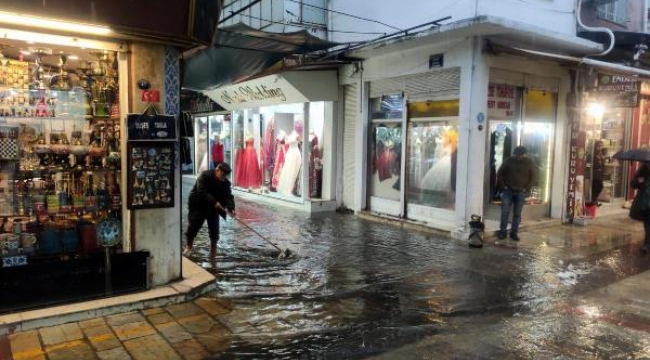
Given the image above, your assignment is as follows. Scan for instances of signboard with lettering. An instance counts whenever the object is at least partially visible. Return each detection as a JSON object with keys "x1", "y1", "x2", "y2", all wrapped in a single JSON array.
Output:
[
  {"x1": 566, "y1": 119, "x2": 586, "y2": 222},
  {"x1": 596, "y1": 74, "x2": 640, "y2": 108},
  {"x1": 205, "y1": 74, "x2": 308, "y2": 111},
  {"x1": 487, "y1": 84, "x2": 518, "y2": 120},
  {"x1": 127, "y1": 141, "x2": 175, "y2": 210},
  {"x1": 127, "y1": 112, "x2": 177, "y2": 141}
]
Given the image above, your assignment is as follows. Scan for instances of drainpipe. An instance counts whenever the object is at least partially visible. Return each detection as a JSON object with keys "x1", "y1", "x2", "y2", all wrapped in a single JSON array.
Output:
[{"x1": 575, "y1": 0, "x2": 615, "y2": 57}]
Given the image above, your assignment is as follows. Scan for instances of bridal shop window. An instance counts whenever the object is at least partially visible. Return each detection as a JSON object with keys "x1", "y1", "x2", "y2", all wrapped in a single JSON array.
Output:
[
  {"x1": 406, "y1": 100, "x2": 460, "y2": 210},
  {"x1": 368, "y1": 95, "x2": 404, "y2": 202},
  {"x1": 231, "y1": 102, "x2": 326, "y2": 202},
  {"x1": 195, "y1": 116, "x2": 209, "y2": 173}
]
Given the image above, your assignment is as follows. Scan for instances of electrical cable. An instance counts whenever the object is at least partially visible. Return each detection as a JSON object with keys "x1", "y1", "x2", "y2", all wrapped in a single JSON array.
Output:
[{"x1": 231, "y1": 11, "x2": 387, "y2": 36}]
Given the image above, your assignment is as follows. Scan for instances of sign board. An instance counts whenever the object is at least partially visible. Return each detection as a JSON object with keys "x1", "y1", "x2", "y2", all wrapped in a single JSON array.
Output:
[
  {"x1": 127, "y1": 112, "x2": 177, "y2": 141},
  {"x1": 206, "y1": 74, "x2": 308, "y2": 111},
  {"x1": 487, "y1": 84, "x2": 518, "y2": 120},
  {"x1": 596, "y1": 74, "x2": 640, "y2": 108},
  {"x1": 127, "y1": 141, "x2": 175, "y2": 209}
]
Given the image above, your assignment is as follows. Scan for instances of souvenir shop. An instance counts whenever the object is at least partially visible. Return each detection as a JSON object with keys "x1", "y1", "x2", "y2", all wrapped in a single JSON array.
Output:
[
  {"x1": 203, "y1": 71, "x2": 338, "y2": 211},
  {"x1": 0, "y1": 15, "x2": 141, "y2": 313}
]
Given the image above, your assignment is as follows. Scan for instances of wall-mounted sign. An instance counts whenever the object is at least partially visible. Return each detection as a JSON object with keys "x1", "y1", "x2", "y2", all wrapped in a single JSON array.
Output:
[
  {"x1": 487, "y1": 84, "x2": 518, "y2": 120},
  {"x1": 141, "y1": 90, "x2": 160, "y2": 103},
  {"x1": 205, "y1": 74, "x2": 308, "y2": 110},
  {"x1": 127, "y1": 109, "x2": 177, "y2": 141},
  {"x1": 596, "y1": 74, "x2": 640, "y2": 108}
]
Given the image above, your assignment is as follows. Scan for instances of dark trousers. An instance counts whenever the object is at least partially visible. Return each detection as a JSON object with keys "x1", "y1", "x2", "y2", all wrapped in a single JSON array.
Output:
[
  {"x1": 499, "y1": 188, "x2": 526, "y2": 235},
  {"x1": 186, "y1": 208, "x2": 220, "y2": 247},
  {"x1": 591, "y1": 178, "x2": 603, "y2": 204}
]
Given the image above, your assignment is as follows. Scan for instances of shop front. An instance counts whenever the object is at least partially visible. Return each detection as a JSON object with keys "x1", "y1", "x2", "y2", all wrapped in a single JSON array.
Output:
[
  {"x1": 0, "y1": 3, "x2": 206, "y2": 313},
  {"x1": 203, "y1": 71, "x2": 338, "y2": 212}
]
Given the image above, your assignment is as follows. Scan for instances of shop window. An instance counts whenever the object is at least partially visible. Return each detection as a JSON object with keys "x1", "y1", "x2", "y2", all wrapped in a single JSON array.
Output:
[
  {"x1": 194, "y1": 116, "x2": 209, "y2": 173},
  {"x1": 406, "y1": 99, "x2": 459, "y2": 211},
  {"x1": 368, "y1": 95, "x2": 404, "y2": 202}
]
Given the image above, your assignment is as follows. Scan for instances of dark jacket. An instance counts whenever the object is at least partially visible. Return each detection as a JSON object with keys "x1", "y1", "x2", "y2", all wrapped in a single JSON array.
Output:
[
  {"x1": 631, "y1": 164, "x2": 650, "y2": 190},
  {"x1": 188, "y1": 170, "x2": 235, "y2": 218},
  {"x1": 496, "y1": 155, "x2": 538, "y2": 192}
]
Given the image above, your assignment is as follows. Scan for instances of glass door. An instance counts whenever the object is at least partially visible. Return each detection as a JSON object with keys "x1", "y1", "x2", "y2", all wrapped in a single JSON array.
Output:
[{"x1": 367, "y1": 94, "x2": 404, "y2": 217}]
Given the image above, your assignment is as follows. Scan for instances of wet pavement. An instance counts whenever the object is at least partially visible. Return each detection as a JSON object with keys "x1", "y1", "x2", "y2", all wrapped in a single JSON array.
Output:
[{"x1": 3, "y1": 181, "x2": 650, "y2": 359}]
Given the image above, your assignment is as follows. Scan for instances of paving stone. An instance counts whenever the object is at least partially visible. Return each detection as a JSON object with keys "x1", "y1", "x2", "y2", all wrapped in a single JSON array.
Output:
[
  {"x1": 123, "y1": 334, "x2": 181, "y2": 360},
  {"x1": 171, "y1": 339, "x2": 210, "y2": 360},
  {"x1": 98, "y1": 346, "x2": 133, "y2": 360},
  {"x1": 39, "y1": 323, "x2": 83, "y2": 346},
  {"x1": 45, "y1": 340, "x2": 96, "y2": 360},
  {"x1": 141, "y1": 308, "x2": 166, "y2": 317},
  {"x1": 105, "y1": 312, "x2": 146, "y2": 327},
  {"x1": 165, "y1": 303, "x2": 205, "y2": 320},
  {"x1": 147, "y1": 312, "x2": 174, "y2": 325},
  {"x1": 110, "y1": 321, "x2": 157, "y2": 341},
  {"x1": 154, "y1": 321, "x2": 194, "y2": 344},
  {"x1": 177, "y1": 313, "x2": 220, "y2": 335},
  {"x1": 194, "y1": 297, "x2": 231, "y2": 316},
  {"x1": 79, "y1": 318, "x2": 107, "y2": 329},
  {"x1": 9, "y1": 330, "x2": 45, "y2": 359},
  {"x1": 194, "y1": 329, "x2": 231, "y2": 354},
  {"x1": 83, "y1": 324, "x2": 122, "y2": 352}
]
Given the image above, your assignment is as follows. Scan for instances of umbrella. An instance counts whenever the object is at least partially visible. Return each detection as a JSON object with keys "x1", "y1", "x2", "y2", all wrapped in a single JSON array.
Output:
[{"x1": 613, "y1": 148, "x2": 650, "y2": 162}]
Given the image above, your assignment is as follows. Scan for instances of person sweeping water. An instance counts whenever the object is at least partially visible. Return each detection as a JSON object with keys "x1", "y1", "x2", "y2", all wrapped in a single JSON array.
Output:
[{"x1": 184, "y1": 162, "x2": 236, "y2": 257}]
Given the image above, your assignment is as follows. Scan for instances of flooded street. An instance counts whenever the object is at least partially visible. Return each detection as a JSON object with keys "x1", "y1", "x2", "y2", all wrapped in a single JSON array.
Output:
[{"x1": 182, "y1": 179, "x2": 650, "y2": 359}]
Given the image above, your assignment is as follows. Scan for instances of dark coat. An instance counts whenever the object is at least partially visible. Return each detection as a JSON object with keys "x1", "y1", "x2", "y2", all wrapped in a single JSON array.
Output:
[{"x1": 187, "y1": 169, "x2": 235, "y2": 219}]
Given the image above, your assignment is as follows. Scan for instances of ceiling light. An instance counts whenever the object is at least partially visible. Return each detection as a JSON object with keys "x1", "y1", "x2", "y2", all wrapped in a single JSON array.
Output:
[
  {"x1": 0, "y1": 11, "x2": 112, "y2": 36},
  {"x1": 68, "y1": 55, "x2": 79, "y2": 60}
]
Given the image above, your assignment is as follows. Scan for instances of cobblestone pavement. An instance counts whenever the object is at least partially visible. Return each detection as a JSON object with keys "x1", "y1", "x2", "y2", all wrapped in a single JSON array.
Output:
[{"x1": 1, "y1": 298, "x2": 233, "y2": 360}]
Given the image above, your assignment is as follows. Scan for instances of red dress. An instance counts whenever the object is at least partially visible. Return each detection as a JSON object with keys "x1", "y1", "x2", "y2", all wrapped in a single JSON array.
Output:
[
  {"x1": 211, "y1": 142, "x2": 224, "y2": 165},
  {"x1": 376, "y1": 147, "x2": 397, "y2": 182},
  {"x1": 235, "y1": 139, "x2": 262, "y2": 189}
]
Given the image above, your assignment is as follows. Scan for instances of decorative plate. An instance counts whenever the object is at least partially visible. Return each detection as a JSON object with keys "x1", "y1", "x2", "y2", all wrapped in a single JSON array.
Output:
[{"x1": 97, "y1": 218, "x2": 122, "y2": 247}]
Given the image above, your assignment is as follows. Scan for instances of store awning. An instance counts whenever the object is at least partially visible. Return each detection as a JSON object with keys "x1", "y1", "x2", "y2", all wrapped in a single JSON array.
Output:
[{"x1": 182, "y1": 23, "x2": 339, "y2": 91}]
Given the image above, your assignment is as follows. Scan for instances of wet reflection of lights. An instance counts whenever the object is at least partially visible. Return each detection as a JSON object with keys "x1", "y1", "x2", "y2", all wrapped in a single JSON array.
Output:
[{"x1": 578, "y1": 305, "x2": 601, "y2": 318}]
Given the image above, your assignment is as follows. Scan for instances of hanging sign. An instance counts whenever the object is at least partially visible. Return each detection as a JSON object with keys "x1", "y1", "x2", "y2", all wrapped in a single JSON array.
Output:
[
  {"x1": 127, "y1": 106, "x2": 177, "y2": 141},
  {"x1": 127, "y1": 141, "x2": 175, "y2": 209}
]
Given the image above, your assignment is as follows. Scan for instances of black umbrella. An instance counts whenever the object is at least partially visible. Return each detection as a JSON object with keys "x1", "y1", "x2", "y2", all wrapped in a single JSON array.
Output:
[{"x1": 613, "y1": 148, "x2": 650, "y2": 162}]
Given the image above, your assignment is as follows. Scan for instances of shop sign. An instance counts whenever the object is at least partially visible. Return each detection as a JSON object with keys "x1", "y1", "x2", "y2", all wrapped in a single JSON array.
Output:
[
  {"x1": 596, "y1": 74, "x2": 640, "y2": 107},
  {"x1": 487, "y1": 84, "x2": 517, "y2": 120},
  {"x1": 190, "y1": 96, "x2": 221, "y2": 114},
  {"x1": 566, "y1": 120, "x2": 586, "y2": 221},
  {"x1": 207, "y1": 75, "x2": 308, "y2": 110}
]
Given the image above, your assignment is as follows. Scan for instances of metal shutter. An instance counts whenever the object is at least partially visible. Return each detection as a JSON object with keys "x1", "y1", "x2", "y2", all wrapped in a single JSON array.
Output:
[
  {"x1": 342, "y1": 83, "x2": 358, "y2": 210},
  {"x1": 369, "y1": 67, "x2": 461, "y2": 100}
]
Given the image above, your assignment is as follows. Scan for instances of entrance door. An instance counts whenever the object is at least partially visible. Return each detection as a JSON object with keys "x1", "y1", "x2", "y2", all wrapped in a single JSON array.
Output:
[{"x1": 367, "y1": 95, "x2": 405, "y2": 217}]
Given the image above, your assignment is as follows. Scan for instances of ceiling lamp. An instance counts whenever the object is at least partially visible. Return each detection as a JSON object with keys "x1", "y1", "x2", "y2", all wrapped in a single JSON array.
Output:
[{"x1": 0, "y1": 11, "x2": 112, "y2": 36}]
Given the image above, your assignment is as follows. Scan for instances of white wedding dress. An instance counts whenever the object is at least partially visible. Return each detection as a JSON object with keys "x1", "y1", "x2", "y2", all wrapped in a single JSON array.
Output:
[{"x1": 277, "y1": 132, "x2": 302, "y2": 195}]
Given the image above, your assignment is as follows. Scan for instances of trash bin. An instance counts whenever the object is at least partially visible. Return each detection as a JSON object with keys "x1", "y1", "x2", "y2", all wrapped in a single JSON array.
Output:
[{"x1": 468, "y1": 214, "x2": 484, "y2": 248}]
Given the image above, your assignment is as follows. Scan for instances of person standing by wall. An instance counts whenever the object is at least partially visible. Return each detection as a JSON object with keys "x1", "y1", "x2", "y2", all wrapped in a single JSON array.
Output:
[
  {"x1": 496, "y1": 146, "x2": 538, "y2": 241},
  {"x1": 184, "y1": 162, "x2": 236, "y2": 256}
]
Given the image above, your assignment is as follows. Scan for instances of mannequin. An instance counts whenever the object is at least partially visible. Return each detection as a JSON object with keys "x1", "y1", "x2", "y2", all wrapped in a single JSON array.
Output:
[
  {"x1": 211, "y1": 134, "x2": 224, "y2": 168},
  {"x1": 277, "y1": 130, "x2": 301, "y2": 195},
  {"x1": 271, "y1": 130, "x2": 288, "y2": 190},
  {"x1": 309, "y1": 129, "x2": 322, "y2": 198}
]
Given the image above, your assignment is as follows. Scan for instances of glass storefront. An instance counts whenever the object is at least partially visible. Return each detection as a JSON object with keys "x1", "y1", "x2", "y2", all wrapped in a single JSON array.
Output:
[
  {"x1": 367, "y1": 94, "x2": 460, "y2": 217},
  {"x1": 230, "y1": 102, "x2": 327, "y2": 201},
  {"x1": 487, "y1": 85, "x2": 556, "y2": 213}
]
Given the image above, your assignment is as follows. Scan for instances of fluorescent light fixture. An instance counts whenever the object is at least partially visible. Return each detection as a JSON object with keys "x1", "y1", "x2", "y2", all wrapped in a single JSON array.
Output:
[
  {"x1": 0, "y1": 11, "x2": 112, "y2": 36},
  {"x1": 68, "y1": 55, "x2": 79, "y2": 60},
  {"x1": 0, "y1": 28, "x2": 124, "y2": 52}
]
